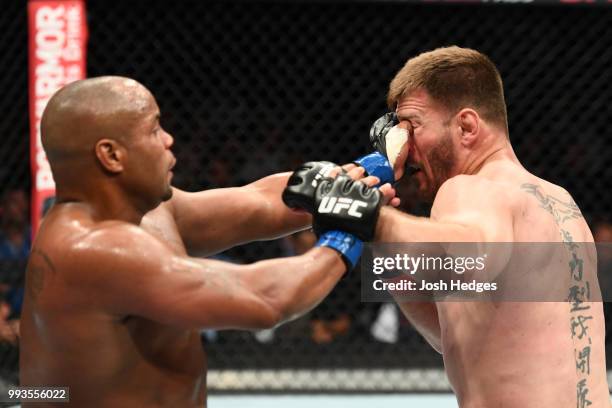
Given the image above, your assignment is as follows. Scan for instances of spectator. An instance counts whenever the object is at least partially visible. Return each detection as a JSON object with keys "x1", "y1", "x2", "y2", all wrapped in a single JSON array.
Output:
[
  {"x1": 593, "y1": 219, "x2": 612, "y2": 265},
  {"x1": 0, "y1": 301, "x2": 18, "y2": 345},
  {"x1": 0, "y1": 189, "x2": 30, "y2": 340},
  {"x1": 594, "y1": 220, "x2": 612, "y2": 243},
  {"x1": 0, "y1": 190, "x2": 30, "y2": 261}
]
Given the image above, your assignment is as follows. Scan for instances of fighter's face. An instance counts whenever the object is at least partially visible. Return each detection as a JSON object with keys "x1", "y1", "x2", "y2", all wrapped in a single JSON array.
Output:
[
  {"x1": 395, "y1": 89, "x2": 457, "y2": 202},
  {"x1": 125, "y1": 92, "x2": 176, "y2": 206}
]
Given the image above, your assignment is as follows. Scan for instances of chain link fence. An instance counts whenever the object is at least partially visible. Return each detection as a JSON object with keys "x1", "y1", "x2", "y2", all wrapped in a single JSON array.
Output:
[{"x1": 0, "y1": 0, "x2": 611, "y2": 393}]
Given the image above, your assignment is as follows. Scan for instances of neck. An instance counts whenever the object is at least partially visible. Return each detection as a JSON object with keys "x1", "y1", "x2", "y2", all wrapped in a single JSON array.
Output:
[
  {"x1": 56, "y1": 182, "x2": 148, "y2": 225},
  {"x1": 460, "y1": 136, "x2": 518, "y2": 176}
]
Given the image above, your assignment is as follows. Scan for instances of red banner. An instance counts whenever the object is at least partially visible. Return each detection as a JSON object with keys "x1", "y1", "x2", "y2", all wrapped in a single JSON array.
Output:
[{"x1": 28, "y1": 0, "x2": 87, "y2": 236}]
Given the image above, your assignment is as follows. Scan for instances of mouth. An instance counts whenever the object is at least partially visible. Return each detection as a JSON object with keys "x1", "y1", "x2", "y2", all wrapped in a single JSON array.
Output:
[
  {"x1": 405, "y1": 163, "x2": 422, "y2": 177},
  {"x1": 169, "y1": 157, "x2": 177, "y2": 171}
]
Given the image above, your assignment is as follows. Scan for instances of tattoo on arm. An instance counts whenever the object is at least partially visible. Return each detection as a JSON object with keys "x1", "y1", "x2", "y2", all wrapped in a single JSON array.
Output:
[{"x1": 27, "y1": 249, "x2": 56, "y2": 301}]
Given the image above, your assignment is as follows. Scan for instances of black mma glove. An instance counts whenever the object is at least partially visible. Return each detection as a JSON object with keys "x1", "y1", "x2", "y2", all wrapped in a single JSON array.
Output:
[
  {"x1": 313, "y1": 174, "x2": 382, "y2": 241},
  {"x1": 369, "y1": 112, "x2": 399, "y2": 156},
  {"x1": 282, "y1": 161, "x2": 342, "y2": 212},
  {"x1": 353, "y1": 112, "x2": 402, "y2": 186}
]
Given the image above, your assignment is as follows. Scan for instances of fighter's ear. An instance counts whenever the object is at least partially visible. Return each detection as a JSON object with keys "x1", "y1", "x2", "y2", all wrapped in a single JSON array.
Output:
[
  {"x1": 456, "y1": 108, "x2": 480, "y2": 147},
  {"x1": 95, "y1": 138, "x2": 125, "y2": 174}
]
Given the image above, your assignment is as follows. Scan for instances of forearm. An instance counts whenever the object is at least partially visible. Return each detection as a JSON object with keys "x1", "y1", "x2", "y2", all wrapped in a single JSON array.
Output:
[
  {"x1": 244, "y1": 247, "x2": 345, "y2": 326},
  {"x1": 245, "y1": 172, "x2": 312, "y2": 239},
  {"x1": 376, "y1": 206, "x2": 477, "y2": 243},
  {"x1": 122, "y1": 248, "x2": 345, "y2": 331},
  {"x1": 170, "y1": 174, "x2": 311, "y2": 256}
]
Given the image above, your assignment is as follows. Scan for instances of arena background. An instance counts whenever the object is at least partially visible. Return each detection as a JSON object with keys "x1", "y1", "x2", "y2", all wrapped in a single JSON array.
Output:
[{"x1": 1, "y1": 0, "x2": 611, "y2": 406}]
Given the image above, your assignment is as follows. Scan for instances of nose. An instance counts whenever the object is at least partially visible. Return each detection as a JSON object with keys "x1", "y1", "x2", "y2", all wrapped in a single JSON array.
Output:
[{"x1": 163, "y1": 130, "x2": 174, "y2": 149}]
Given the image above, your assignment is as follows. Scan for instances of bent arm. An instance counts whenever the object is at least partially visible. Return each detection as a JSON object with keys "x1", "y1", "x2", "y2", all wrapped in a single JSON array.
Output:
[
  {"x1": 79, "y1": 224, "x2": 344, "y2": 330},
  {"x1": 375, "y1": 207, "x2": 484, "y2": 243},
  {"x1": 169, "y1": 173, "x2": 311, "y2": 256},
  {"x1": 374, "y1": 176, "x2": 514, "y2": 352}
]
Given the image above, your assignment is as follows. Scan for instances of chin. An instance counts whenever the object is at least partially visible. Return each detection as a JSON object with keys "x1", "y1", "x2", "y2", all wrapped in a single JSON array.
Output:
[
  {"x1": 395, "y1": 176, "x2": 426, "y2": 208},
  {"x1": 414, "y1": 188, "x2": 434, "y2": 205},
  {"x1": 161, "y1": 187, "x2": 173, "y2": 202}
]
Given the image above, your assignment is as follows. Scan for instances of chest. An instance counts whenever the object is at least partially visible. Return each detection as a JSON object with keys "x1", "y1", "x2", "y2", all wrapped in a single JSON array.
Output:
[
  {"x1": 124, "y1": 316, "x2": 207, "y2": 376},
  {"x1": 141, "y1": 205, "x2": 188, "y2": 256}
]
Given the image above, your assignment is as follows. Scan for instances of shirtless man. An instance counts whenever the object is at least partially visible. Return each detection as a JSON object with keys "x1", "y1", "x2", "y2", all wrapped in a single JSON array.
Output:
[
  {"x1": 377, "y1": 46, "x2": 609, "y2": 408},
  {"x1": 286, "y1": 46, "x2": 610, "y2": 407},
  {"x1": 19, "y1": 76, "x2": 390, "y2": 407}
]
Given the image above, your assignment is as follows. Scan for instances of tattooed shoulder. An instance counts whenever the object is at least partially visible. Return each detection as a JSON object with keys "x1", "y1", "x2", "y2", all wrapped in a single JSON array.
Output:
[
  {"x1": 27, "y1": 248, "x2": 57, "y2": 301},
  {"x1": 521, "y1": 183, "x2": 583, "y2": 224}
]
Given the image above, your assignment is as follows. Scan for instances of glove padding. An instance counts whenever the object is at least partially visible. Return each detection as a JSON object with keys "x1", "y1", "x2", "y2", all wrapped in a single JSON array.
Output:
[
  {"x1": 369, "y1": 112, "x2": 399, "y2": 156},
  {"x1": 282, "y1": 161, "x2": 342, "y2": 212},
  {"x1": 314, "y1": 174, "x2": 382, "y2": 241},
  {"x1": 353, "y1": 152, "x2": 394, "y2": 186}
]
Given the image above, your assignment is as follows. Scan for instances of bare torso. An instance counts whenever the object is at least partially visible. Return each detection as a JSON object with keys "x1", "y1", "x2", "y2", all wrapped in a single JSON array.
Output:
[
  {"x1": 20, "y1": 203, "x2": 207, "y2": 407},
  {"x1": 429, "y1": 163, "x2": 609, "y2": 407}
]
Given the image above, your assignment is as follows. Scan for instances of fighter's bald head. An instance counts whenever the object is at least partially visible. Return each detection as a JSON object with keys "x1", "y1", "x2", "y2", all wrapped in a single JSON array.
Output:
[{"x1": 41, "y1": 76, "x2": 156, "y2": 164}]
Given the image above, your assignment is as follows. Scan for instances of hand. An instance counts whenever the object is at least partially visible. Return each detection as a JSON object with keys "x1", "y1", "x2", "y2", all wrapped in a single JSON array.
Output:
[
  {"x1": 379, "y1": 183, "x2": 400, "y2": 208},
  {"x1": 313, "y1": 174, "x2": 382, "y2": 241},
  {"x1": 282, "y1": 161, "x2": 342, "y2": 212},
  {"x1": 353, "y1": 152, "x2": 394, "y2": 186},
  {"x1": 369, "y1": 112, "x2": 399, "y2": 155},
  {"x1": 368, "y1": 112, "x2": 412, "y2": 180},
  {"x1": 342, "y1": 163, "x2": 400, "y2": 208}
]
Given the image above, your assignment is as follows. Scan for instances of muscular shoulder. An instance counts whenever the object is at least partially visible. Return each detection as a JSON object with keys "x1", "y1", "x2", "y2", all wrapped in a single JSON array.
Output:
[
  {"x1": 432, "y1": 175, "x2": 515, "y2": 242},
  {"x1": 432, "y1": 174, "x2": 513, "y2": 219},
  {"x1": 520, "y1": 178, "x2": 576, "y2": 207},
  {"x1": 57, "y1": 221, "x2": 170, "y2": 283},
  {"x1": 83, "y1": 221, "x2": 152, "y2": 246},
  {"x1": 79, "y1": 222, "x2": 166, "y2": 258},
  {"x1": 518, "y1": 177, "x2": 591, "y2": 241}
]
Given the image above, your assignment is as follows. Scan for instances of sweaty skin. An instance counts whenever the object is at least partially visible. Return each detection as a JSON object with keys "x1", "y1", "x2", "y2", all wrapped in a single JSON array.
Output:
[
  {"x1": 20, "y1": 77, "x2": 371, "y2": 407},
  {"x1": 375, "y1": 89, "x2": 610, "y2": 408}
]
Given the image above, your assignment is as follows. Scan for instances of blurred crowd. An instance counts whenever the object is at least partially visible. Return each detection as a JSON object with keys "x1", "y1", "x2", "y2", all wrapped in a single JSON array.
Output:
[
  {"x1": 0, "y1": 189, "x2": 29, "y2": 345},
  {"x1": 0, "y1": 189, "x2": 29, "y2": 387}
]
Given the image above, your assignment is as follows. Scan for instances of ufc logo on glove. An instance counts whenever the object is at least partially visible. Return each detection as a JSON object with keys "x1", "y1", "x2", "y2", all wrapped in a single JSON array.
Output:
[{"x1": 318, "y1": 197, "x2": 368, "y2": 218}]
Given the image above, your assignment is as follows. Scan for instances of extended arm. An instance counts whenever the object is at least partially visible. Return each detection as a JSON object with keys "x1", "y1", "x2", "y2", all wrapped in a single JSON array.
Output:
[
  {"x1": 77, "y1": 223, "x2": 348, "y2": 330},
  {"x1": 168, "y1": 164, "x2": 393, "y2": 256},
  {"x1": 169, "y1": 172, "x2": 311, "y2": 256}
]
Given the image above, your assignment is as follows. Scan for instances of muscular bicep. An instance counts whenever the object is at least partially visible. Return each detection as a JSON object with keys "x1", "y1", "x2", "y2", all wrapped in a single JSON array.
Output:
[
  {"x1": 77, "y1": 225, "x2": 277, "y2": 330},
  {"x1": 128, "y1": 257, "x2": 278, "y2": 330},
  {"x1": 169, "y1": 187, "x2": 261, "y2": 255}
]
